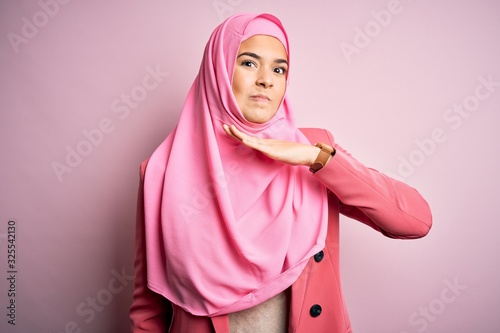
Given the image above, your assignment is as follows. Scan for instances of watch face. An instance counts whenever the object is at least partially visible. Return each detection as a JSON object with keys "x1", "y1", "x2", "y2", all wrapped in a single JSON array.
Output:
[{"x1": 311, "y1": 162, "x2": 324, "y2": 172}]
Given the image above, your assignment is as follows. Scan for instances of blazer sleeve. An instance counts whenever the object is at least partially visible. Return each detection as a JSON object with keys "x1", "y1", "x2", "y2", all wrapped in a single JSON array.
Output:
[
  {"x1": 309, "y1": 128, "x2": 432, "y2": 239},
  {"x1": 130, "y1": 160, "x2": 172, "y2": 332}
]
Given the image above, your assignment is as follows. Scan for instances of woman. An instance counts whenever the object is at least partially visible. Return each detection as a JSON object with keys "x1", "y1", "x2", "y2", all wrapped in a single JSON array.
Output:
[{"x1": 129, "y1": 13, "x2": 432, "y2": 333}]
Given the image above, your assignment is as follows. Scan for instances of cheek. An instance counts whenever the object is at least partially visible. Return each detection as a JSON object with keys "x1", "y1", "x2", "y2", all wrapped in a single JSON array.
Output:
[
  {"x1": 277, "y1": 80, "x2": 287, "y2": 101},
  {"x1": 231, "y1": 70, "x2": 248, "y2": 113},
  {"x1": 231, "y1": 72, "x2": 244, "y2": 98}
]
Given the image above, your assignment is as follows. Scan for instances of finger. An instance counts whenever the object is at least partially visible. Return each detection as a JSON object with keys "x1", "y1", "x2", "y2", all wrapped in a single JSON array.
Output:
[
  {"x1": 228, "y1": 124, "x2": 245, "y2": 141},
  {"x1": 229, "y1": 125, "x2": 263, "y2": 145},
  {"x1": 227, "y1": 125, "x2": 256, "y2": 145},
  {"x1": 224, "y1": 124, "x2": 267, "y2": 152},
  {"x1": 222, "y1": 124, "x2": 241, "y2": 142},
  {"x1": 222, "y1": 123, "x2": 232, "y2": 136}
]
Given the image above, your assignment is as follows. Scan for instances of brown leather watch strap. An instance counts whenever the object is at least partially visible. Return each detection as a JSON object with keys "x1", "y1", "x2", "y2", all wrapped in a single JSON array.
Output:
[{"x1": 309, "y1": 142, "x2": 335, "y2": 173}]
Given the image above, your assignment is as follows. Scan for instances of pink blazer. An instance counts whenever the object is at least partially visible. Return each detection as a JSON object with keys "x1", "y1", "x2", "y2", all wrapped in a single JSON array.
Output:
[{"x1": 130, "y1": 128, "x2": 432, "y2": 333}]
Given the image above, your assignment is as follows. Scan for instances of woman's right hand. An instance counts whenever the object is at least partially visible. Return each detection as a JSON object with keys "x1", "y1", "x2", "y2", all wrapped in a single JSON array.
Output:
[{"x1": 223, "y1": 124, "x2": 322, "y2": 167}]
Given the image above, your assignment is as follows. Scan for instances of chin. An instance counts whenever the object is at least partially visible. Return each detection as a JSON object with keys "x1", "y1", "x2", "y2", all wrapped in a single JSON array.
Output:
[
  {"x1": 243, "y1": 111, "x2": 275, "y2": 124},
  {"x1": 253, "y1": 115, "x2": 274, "y2": 123}
]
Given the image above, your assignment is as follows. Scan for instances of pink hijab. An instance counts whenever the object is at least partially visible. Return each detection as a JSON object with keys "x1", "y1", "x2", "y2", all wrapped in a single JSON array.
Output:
[{"x1": 143, "y1": 13, "x2": 328, "y2": 316}]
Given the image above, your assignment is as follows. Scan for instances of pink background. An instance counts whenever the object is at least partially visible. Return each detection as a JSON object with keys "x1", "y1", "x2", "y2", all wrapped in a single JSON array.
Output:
[{"x1": 1, "y1": 0, "x2": 499, "y2": 332}]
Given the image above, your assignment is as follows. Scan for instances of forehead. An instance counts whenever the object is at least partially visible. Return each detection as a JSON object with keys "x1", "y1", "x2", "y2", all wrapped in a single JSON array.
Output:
[{"x1": 238, "y1": 35, "x2": 288, "y2": 59}]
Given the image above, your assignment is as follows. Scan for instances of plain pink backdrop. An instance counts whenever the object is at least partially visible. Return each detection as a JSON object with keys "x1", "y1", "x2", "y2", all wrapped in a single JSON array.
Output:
[{"x1": 1, "y1": 0, "x2": 499, "y2": 332}]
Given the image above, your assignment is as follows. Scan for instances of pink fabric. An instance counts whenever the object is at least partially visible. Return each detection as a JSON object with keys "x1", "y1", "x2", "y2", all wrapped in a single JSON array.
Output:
[
  {"x1": 142, "y1": 13, "x2": 328, "y2": 316},
  {"x1": 131, "y1": 128, "x2": 432, "y2": 332}
]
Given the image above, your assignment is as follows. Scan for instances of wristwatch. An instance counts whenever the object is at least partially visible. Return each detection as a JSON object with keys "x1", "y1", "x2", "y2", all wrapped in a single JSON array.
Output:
[{"x1": 309, "y1": 142, "x2": 336, "y2": 173}]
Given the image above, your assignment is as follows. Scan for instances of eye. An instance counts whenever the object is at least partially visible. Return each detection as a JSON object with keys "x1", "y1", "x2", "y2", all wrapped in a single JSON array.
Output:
[
  {"x1": 274, "y1": 67, "x2": 287, "y2": 75},
  {"x1": 240, "y1": 60, "x2": 257, "y2": 68}
]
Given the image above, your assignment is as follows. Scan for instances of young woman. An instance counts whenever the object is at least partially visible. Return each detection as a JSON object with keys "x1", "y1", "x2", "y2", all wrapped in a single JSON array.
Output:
[{"x1": 130, "y1": 13, "x2": 432, "y2": 333}]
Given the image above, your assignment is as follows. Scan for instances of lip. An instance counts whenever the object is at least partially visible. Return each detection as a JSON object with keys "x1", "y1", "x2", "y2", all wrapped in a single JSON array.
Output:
[{"x1": 250, "y1": 94, "x2": 270, "y2": 102}]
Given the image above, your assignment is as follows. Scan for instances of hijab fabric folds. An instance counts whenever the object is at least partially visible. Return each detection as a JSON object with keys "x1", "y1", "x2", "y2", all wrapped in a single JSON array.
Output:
[{"x1": 143, "y1": 13, "x2": 328, "y2": 316}]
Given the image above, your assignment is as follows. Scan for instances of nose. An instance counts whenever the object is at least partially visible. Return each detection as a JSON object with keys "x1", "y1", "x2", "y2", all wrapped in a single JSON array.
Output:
[{"x1": 256, "y1": 68, "x2": 273, "y2": 88}]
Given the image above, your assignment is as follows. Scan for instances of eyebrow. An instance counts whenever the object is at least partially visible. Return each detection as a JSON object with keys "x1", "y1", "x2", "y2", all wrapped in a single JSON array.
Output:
[{"x1": 237, "y1": 52, "x2": 288, "y2": 65}]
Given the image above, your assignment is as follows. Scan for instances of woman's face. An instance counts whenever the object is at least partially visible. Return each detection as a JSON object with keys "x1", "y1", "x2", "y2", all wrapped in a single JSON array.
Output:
[{"x1": 232, "y1": 35, "x2": 288, "y2": 123}]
